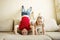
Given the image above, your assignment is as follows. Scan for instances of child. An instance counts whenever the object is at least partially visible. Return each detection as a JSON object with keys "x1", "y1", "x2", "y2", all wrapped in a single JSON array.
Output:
[
  {"x1": 18, "y1": 16, "x2": 31, "y2": 35},
  {"x1": 34, "y1": 16, "x2": 45, "y2": 35},
  {"x1": 14, "y1": 5, "x2": 32, "y2": 35}
]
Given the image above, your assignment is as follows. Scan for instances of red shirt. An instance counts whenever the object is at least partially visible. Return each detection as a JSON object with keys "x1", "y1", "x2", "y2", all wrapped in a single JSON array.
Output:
[{"x1": 19, "y1": 16, "x2": 31, "y2": 31}]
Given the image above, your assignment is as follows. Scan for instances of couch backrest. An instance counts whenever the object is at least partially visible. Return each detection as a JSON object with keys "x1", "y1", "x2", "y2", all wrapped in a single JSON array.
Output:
[
  {"x1": 44, "y1": 18, "x2": 59, "y2": 32},
  {"x1": 0, "y1": 18, "x2": 14, "y2": 32}
]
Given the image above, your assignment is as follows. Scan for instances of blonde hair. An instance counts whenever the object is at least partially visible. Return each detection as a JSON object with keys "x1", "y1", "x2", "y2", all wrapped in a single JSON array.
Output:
[{"x1": 34, "y1": 16, "x2": 43, "y2": 27}]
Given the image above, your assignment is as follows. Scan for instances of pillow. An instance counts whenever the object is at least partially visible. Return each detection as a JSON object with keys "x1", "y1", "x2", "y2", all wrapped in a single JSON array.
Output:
[
  {"x1": 44, "y1": 19, "x2": 59, "y2": 32},
  {"x1": 0, "y1": 18, "x2": 13, "y2": 32}
]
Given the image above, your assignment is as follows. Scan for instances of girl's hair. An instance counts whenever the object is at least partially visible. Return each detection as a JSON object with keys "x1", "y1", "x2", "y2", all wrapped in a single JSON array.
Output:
[{"x1": 34, "y1": 16, "x2": 43, "y2": 26}]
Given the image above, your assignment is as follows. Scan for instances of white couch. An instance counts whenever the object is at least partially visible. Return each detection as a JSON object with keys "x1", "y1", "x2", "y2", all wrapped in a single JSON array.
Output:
[
  {"x1": 44, "y1": 19, "x2": 60, "y2": 40},
  {"x1": 0, "y1": 35, "x2": 52, "y2": 40},
  {"x1": 0, "y1": 18, "x2": 60, "y2": 40}
]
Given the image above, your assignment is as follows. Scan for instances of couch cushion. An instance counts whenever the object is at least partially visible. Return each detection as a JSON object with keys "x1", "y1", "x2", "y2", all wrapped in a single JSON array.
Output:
[
  {"x1": 45, "y1": 32, "x2": 60, "y2": 40},
  {"x1": 44, "y1": 19, "x2": 59, "y2": 32},
  {"x1": 0, "y1": 36, "x2": 4, "y2": 40},
  {"x1": 0, "y1": 32, "x2": 15, "y2": 40},
  {"x1": 0, "y1": 18, "x2": 13, "y2": 31},
  {"x1": 0, "y1": 32, "x2": 52, "y2": 40},
  {"x1": 4, "y1": 35, "x2": 52, "y2": 40}
]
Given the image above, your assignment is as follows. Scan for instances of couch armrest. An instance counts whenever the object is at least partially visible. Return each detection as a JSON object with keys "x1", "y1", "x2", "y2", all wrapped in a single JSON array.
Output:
[{"x1": 58, "y1": 25, "x2": 60, "y2": 32}]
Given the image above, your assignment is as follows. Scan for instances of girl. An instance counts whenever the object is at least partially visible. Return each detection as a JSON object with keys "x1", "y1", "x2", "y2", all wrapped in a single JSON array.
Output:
[{"x1": 34, "y1": 16, "x2": 45, "y2": 35}]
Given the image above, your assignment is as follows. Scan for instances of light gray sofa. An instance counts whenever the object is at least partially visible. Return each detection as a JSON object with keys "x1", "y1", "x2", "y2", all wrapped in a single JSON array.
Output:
[
  {"x1": 44, "y1": 18, "x2": 60, "y2": 40},
  {"x1": 0, "y1": 35, "x2": 52, "y2": 40},
  {"x1": 0, "y1": 18, "x2": 60, "y2": 40}
]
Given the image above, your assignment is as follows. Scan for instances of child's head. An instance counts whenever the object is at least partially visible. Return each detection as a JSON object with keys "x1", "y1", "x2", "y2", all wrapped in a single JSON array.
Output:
[
  {"x1": 21, "y1": 28, "x2": 28, "y2": 35},
  {"x1": 36, "y1": 16, "x2": 43, "y2": 25}
]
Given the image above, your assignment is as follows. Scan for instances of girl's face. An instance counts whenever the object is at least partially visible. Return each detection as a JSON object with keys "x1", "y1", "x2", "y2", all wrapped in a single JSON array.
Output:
[
  {"x1": 21, "y1": 29, "x2": 28, "y2": 35},
  {"x1": 37, "y1": 18, "x2": 43, "y2": 25}
]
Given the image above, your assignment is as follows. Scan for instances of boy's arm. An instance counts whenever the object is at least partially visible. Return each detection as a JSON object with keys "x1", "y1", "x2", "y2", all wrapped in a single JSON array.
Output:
[{"x1": 14, "y1": 25, "x2": 19, "y2": 34}]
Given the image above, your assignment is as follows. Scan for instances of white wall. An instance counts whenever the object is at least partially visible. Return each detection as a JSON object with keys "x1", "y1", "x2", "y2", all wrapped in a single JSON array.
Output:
[
  {"x1": 0, "y1": 0, "x2": 21, "y2": 21},
  {"x1": 0, "y1": 0, "x2": 56, "y2": 21},
  {"x1": 31, "y1": 0, "x2": 56, "y2": 20}
]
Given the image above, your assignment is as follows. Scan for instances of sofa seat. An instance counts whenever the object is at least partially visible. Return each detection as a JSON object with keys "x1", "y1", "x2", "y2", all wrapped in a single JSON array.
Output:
[
  {"x1": 0, "y1": 36, "x2": 4, "y2": 40},
  {"x1": 0, "y1": 34, "x2": 52, "y2": 40},
  {"x1": 46, "y1": 32, "x2": 60, "y2": 40},
  {"x1": 0, "y1": 32, "x2": 52, "y2": 40},
  {"x1": 0, "y1": 32, "x2": 17, "y2": 38},
  {"x1": 0, "y1": 32, "x2": 19, "y2": 40},
  {"x1": 4, "y1": 35, "x2": 52, "y2": 40}
]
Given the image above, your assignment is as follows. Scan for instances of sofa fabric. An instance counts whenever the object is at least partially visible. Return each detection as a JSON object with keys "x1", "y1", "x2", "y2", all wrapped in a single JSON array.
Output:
[
  {"x1": 46, "y1": 32, "x2": 60, "y2": 40},
  {"x1": 0, "y1": 18, "x2": 13, "y2": 32},
  {"x1": 4, "y1": 35, "x2": 52, "y2": 40},
  {"x1": 0, "y1": 32, "x2": 15, "y2": 40},
  {"x1": 0, "y1": 32, "x2": 52, "y2": 40},
  {"x1": 44, "y1": 19, "x2": 59, "y2": 32}
]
